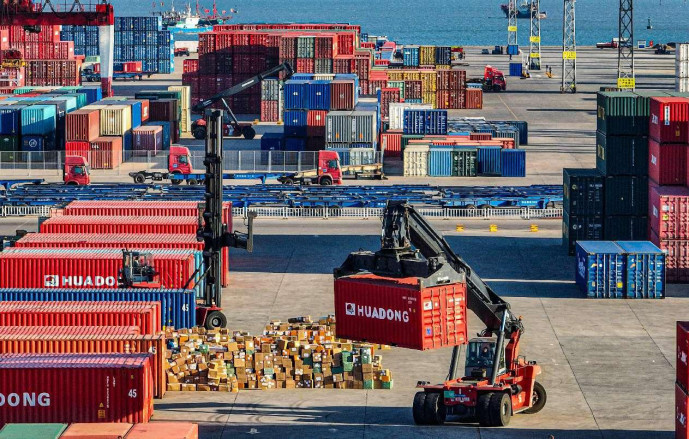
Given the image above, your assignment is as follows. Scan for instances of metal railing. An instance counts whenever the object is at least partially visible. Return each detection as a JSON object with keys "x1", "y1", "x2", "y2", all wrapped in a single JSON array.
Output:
[
  {"x1": 0, "y1": 205, "x2": 52, "y2": 217},
  {"x1": 232, "y1": 207, "x2": 563, "y2": 220}
]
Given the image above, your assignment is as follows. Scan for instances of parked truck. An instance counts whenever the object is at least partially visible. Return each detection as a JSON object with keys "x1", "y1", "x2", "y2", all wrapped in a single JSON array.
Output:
[
  {"x1": 129, "y1": 145, "x2": 383, "y2": 185},
  {"x1": 468, "y1": 66, "x2": 506, "y2": 92},
  {"x1": 63, "y1": 156, "x2": 91, "y2": 185}
]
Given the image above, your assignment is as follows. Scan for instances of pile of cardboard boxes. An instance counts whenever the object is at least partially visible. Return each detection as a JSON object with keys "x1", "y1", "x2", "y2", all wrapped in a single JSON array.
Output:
[{"x1": 165, "y1": 316, "x2": 394, "y2": 391}]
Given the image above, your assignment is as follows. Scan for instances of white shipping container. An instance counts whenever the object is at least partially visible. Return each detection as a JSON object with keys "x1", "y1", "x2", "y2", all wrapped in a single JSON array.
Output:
[
  {"x1": 388, "y1": 102, "x2": 433, "y2": 130},
  {"x1": 677, "y1": 43, "x2": 689, "y2": 63},
  {"x1": 403, "y1": 145, "x2": 430, "y2": 177},
  {"x1": 677, "y1": 60, "x2": 689, "y2": 79},
  {"x1": 677, "y1": 77, "x2": 689, "y2": 93},
  {"x1": 99, "y1": 105, "x2": 131, "y2": 136}
]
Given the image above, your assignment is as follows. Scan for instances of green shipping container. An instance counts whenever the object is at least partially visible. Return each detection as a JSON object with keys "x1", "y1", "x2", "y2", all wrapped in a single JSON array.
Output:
[
  {"x1": 597, "y1": 91, "x2": 637, "y2": 136},
  {"x1": 604, "y1": 175, "x2": 648, "y2": 216},
  {"x1": 0, "y1": 424, "x2": 67, "y2": 439},
  {"x1": 603, "y1": 216, "x2": 648, "y2": 241},
  {"x1": 388, "y1": 81, "x2": 405, "y2": 99},
  {"x1": 452, "y1": 147, "x2": 477, "y2": 176},
  {"x1": 0, "y1": 135, "x2": 19, "y2": 161},
  {"x1": 401, "y1": 134, "x2": 424, "y2": 152},
  {"x1": 596, "y1": 131, "x2": 648, "y2": 176}
]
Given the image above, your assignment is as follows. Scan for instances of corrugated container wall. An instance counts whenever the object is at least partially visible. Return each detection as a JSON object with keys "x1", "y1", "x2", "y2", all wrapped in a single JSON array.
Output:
[
  {"x1": 615, "y1": 241, "x2": 665, "y2": 299},
  {"x1": 575, "y1": 241, "x2": 626, "y2": 298},
  {"x1": 563, "y1": 168, "x2": 605, "y2": 216},
  {"x1": 334, "y1": 274, "x2": 467, "y2": 350}
]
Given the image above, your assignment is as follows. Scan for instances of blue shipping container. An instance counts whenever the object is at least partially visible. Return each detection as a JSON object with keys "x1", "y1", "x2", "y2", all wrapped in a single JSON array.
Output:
[
  {"x1": 284, "y1": 80, "x2": 309, "y2": 110},
  {"x1": 0, "y1": 288, "x2": 195, "y2": 329},
  {"x1": 403, "y1": 109, "x2": 426, "y2": 135},
  {"x1": 616, "y1": 241, "x2": 665, "y2": 299},
  {"x1": 509, "y1": 62, "x2": 523, "y2": 77},
  {"x1": 424, "y1": 110, "x2": 448, "y2": 135},
  {"x1": 283, "y1": 110, "x2": 308, "y2": 137},
  {"x1": 285, "y1": 137, "x2": 306, "y2": 151},
  {"x1": 507, "y1": 44, "x2": 519, "y2": 55},
  {"x1": 20, "y1": 105, "x2": 57, "y2": 136},
  {"x1": 21, "y1": 135, "x2": 49, "y2": 152},
  {"x1": 403, "y1": 46, "x2": 420, "y2": 67},
  {"x1": 307, "y1": 80, "x2": 331, "y2": 110},
  {"x1": 428, "y1": 147, "x2": 453, "y2": 177},
  {"x1": 575, "y1": 241, "x2": 626, "y2": 298},
  {"x1": 261, "y1": 132, "x2": 285, "y2": 151},
  {"x1": 0, "y1": 106, "x2": 24, "y2": 135},
  {"x1": 477, "y1": 146, "x2": 502, "y2": 175},
  {"x1": 501, "y1": 149, "x2": 526, "y2": 177}
]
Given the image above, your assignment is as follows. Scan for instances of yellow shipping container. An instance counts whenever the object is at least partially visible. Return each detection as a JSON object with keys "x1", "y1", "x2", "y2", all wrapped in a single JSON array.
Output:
[
  {"x1": 419, "y1": 46, "x2": 435, "y2": 66},
  {"x1": 420, "y1": 71, "x2": 437, "y2": 92},
  {"x1": 99, "y1": 105, "x2": 131, "y2": 136},
  {"x1": 422, "y1": 91, "x2": 437, "y2": 108},
  {"x1": 403, "y1": 71, "x2": 421, "y2": 81},
  {"x1": 387, "y1": 70, "x2": 404, "y2": 81},
  {"x1": 435, "y1": 65, "x2": 450, "y2": 70}
]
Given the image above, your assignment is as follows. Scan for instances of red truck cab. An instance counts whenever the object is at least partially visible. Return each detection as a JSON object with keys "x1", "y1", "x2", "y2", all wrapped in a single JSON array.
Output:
[
  {"x1": 63, "y1": 156, "x2": 90, "y2": 185},
  {"x1": 168, "y1": 145, "x2": 193, "y2": 174},
  {"x1": 484, "y1": 66, "x2": 507, "y2": 92},
  {"x1": 317, "y1": 150, "x2": 343, "y2": 185}
]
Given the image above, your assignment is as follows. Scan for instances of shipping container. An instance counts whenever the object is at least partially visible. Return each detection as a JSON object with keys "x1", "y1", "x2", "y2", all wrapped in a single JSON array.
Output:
[
  {"x1": 60, "y1": 423, "x2": 133, "y2": 439},
  {"x1": 563, "y1": 168, "x2": 605, "y2": 216},
  {"x1": 596, "y1": 91, "x2": 638, "y2": 136},
  {"x1": 0, "y1": 301, "x2": 160, "y2": 335},
  {"x1": 403, "y1": 144, "x2": 429, "y2": 177},
  {"x1": 648, "y1": 139, "x2": 686, "y2": 186},
  {"x1": 0, "y1": 353, "x2": 153, "y2": 425},
  {"x1": 0, "y1": 424, "x2": 67, "y2": 439},
  {"x1": 649, "y1": 185, "x2": 689, "y2": 240},
  {"x1": 677, "y1": 321, "x2": 689, "y2": 391},
  {"x1": 403, "y1": 109, "x2": 447, "y2": 135},
  {"x1": 604, "y1": 175, "x2": 648, "y2": 216},
  {"x1": 388, "y1": 103, "x2": 431, "y2": 131},
  {"x1": 0, "y1": 328, "x2": 166, "y2": 398},
  {"x1": 330, "y1": 80, "x2": 356, "y2": 110},
  {"x1": 40, "y1": 215, "x2": 198, "y2": 234},
  {"x1": 20, "y1": 105, "x2": 56, "y2": 135},
  {"x1": 427, "y1": 147, "x2": 453, "y2": 177},
  {"x1": 98, "y1": 105, "x2": 131, "y2": 136},
  {"x1": 260, "y1": 132, "x2": 285, "y2": 151},
  {"x1": 465, "y1": 88, "x2": 482, "y2": 109},
  {"x1": 334, "y1": 274, "x2": 467, "y2": 350},
  {"x1": 477, "y1": 146, "x2": 501, "y2": 176},
  {"x1": 126, "y1": 423, "x2": 199, "y2": 439},
  {"x1": 596, "y1": 131, "x2": 648, "y2": 176},
  {"x1": 65, "y1": 108, "x2": 99, "y2": 142},
  {"x1": 649, "y1": 96, "x2": 689, "y2": 144},
  {"x1": 651, "y1": 230, "x2": 689, "y2": 283},
  {"x1": 380, "y1": 131, "x2": 402, "y2": 157},
  {"x1": 615, "y1": 241, "x2": 665, "y2": 299},
  {"x1": 603, "y1": 216, "x2": 648, "y2": 241},
  {"x1": 15, "y1": 232, "x2": 204, "y2": 251},
  {"x1": 453, "y1": 147, "x2": 477, "y2": 177},
  {"x1": 575, "y1": 241, "x2": 625, "y2": 298},
  {"x1": 132, "y1": 125, "x2": 163, "y2": 156},
  {"x1": 563, "y1": 212, "x2": 604, "y2": 255},
  {"x1": 677, "y1": 382, "x2": 689, "y2": 439},
  {"x1": 500, "y1": 149, "x2": 526, "y2": 177},
  {"x1": 83, "y1": 136, "x2": 122, "y2": 170}
]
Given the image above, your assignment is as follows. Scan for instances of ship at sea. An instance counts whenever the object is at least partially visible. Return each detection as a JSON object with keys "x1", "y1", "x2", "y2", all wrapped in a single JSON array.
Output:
[
  {"x1": 500, "y1": 0, "x2": 546, "y2": 19},
  {"x1": 153, "y1": 0, "x2": 234, "y2": 34}
]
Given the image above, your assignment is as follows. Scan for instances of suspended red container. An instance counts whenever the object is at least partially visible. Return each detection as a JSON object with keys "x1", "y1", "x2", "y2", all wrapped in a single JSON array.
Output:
[{"x1": 0, "y1": 353, "x2": 154, "y2": 425}]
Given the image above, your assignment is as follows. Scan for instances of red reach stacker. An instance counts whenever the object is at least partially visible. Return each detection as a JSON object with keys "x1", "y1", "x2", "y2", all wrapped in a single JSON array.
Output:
[{"x1": 334, "y1": 201, "x2": 546, "y2": 426}]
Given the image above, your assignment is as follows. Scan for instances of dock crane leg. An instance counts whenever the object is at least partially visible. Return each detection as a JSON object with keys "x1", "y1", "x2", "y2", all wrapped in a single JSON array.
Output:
[{"x1": 98, "y1": 24, "x2": 114, "y2": 97}]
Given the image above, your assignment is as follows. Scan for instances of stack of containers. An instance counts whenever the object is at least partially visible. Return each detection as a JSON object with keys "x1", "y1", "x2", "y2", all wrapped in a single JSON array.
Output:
[
  {"x1": 563, "y1": 168, "x2": 605, "y2": 255},
  {"x1": 325, "y1": 102, "x2": 378, "y2": 165},
  {"x1": 575, "y1": 240, "x2": 665, "y2": 299},
  {"x1": 135, "y1": 89, "x2": 181, "y2": 145},
  {"x1": 596, "y1": 92, "x2": 649, "y2": 241},
  {"x1": 382, "y1": 102, "x2": 432, "y2": 157},
  {"x1": 261, "y1": 78, "x2": 281, "y2": 122},
  {"x1": 60, "y1": 17, "x2": 174, "y2": 74},
  {"x1": 64, "y1": 107, "x2": 123, "y2": 169},
  {"x1": 648, "y1": 96, "x2": 689, "y2": 282},
  {"x1": 436, "y1": 70, "x2": 467, "y2": 110},
  {"x1": 677, "y1": 43, "x2": 689, "y2": 93},
  {"x1": 5, "y1": 25, "x2": 81, "y2": 86}
]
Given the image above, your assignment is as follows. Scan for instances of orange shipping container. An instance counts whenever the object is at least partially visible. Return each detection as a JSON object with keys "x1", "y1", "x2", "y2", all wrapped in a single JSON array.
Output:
[
  {"x1": 126, "y1": 422, "x2": 199, "y2": 439},
  {"x1": 465, "y1": 88, "x2": 483, "y2": 109},
  {"x1": 61, "y1": 423, "x2": 133, "y2": 439}
]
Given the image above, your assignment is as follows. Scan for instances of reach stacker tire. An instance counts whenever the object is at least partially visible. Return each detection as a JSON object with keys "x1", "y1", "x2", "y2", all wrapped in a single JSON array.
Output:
[
  {"x1": 204, "y1": 310, "x2": 227, "y2": 330},
  {"x1": 523, "y1": 381, "x2": 547, "y2": 414},
  {"x1": 489, "y1": 392, "x2": 512, "y2": 427},
  {"x1": 193, "y1": 126, "x2": 206, "y2": 140},
  {"x1": 412, "y1": 392, "x2": 431, "y2": 425},
  {"x1": 476, "y1": 392, "x2": 493, "y2": 426},
  {"x1": 242, "y1": 126, "x2": 256, "y2": 140},
  {"x1": 423, "y1": 392, "x2": 446, "y2": 425}
]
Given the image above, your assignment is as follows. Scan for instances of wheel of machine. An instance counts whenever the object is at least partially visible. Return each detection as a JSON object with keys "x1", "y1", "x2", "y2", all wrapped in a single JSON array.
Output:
[
  {"x1": 476, "y1": 392, "x2": 493, "y2": 427},
  {"x1": 193, "y1": 127, "x2": 206, "y2": 140},
  {"x1": 479, "y1": 204, "x2": 491, "y2": 209},
  {"x1": 187, "y1": 179, "x2": 198, "y2": 186},
  {"x1": 242, "y1": 126, "x2": 256, "y2": 140},
  {"x1": 489, "y1": 392, "x2": 512, "y2": 427},
  {"x1": 423, "y1": 392, "x2": 446, "y2": 425},
  {"x1": 412, "y1": 392, "x2": 430, "y2": 425},
  {"x1": 320, "y1": 177, "x2": 332, "y2": 186},
  {"x1": 282, "y1": 178, "x2": 294, "y2": 186},
  {"x1": 465, "y1": 204, "x2": 477, "y2": 210},
  {"x1": 204, "y1": 310, "x2": 227, "y2": 330},
  {"x1": 171, "y1": 178, "x2": 182, "y2": 185},
  {"x1": 523, "y1": 381, "x2": 547, "y2": 414},
  {"x1": 133, "y1": 173, "x2": 146, "y2": 184}
]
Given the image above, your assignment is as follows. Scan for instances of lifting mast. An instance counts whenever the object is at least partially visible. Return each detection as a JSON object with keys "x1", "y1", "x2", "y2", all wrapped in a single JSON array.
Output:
[
  {"x1": 0, "y1": 0, "x2": 115, "y2": 97},
  {"x1": 561, "y1": 0, "x2": 576, "y2": 93},
  {"x1": 529, "y1": 0, "x2": 541, "y2": 70},
  {"x1": 507, "y1": 0, "x2": 518, "y2": 50},
  {"x1": 617, "y1": 0, "x2": 634, "y2": 89}
]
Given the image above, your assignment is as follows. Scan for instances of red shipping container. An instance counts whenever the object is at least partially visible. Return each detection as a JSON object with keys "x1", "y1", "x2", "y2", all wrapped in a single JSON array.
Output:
[
  {"x1": 314, "y1": 35, "x2": 336, "y2": 59},
  {"x1": 381, "y1": 131, "x2": 402, "y2": 157},
  {"x1": 307, "y1": 110, "x2": 327, "y2": 127},
  {"x1": 61, "y1": 423, "x2": 134, "y2": 439},
  {"x1": 0, "y1": 353, "x2": 153, "y2": 425},
  {"x1": 333, "y1": 56, "x2": 353, "y2": 74},
  {"x1": 198, "y1": 33, "x2": 216, "y2": 54},
  {"x1": 405, "y1": 80, "x2": 422, "y2": 100},
  {"x1": 183, "y1": 58, "x2": 199, "y2": 73},
  {"x1": 296, "y1": 58, "x2": 315, "y2": 73},
  {"x1": 82, "y1": 136, "x2": 122, "y2": 170},
  {"x1": 649, "y1": 139, "x2": 686, "y2": 186},
  {"x1": 650, "y1": 97, "x2": 689, "y2": 144},
  {"x1": 149, "y1": 99, "x2": 177, "y2": 122},
  {"x1": 651, "y1": 230, "x2": 689, "y2": 283},
  {"x1": 0, "y1": 302, "x2": 160, "y2": 335},
  {"x1": 379, "y1": 87, "x2": 401, "y2": 119},
  {"x1": 465, "y1": 88, "x2": 483, "y2": 109},
  {"x1": 358, "y1": 80, "x2": 369, "y2": 96},
  {"x1": 649, "y1": 185, "x2": 689, "y2": 239},
  {"x1": 0, "y1": 248, "x2": 196, "y2": 292},
  {"x1": 337, "y1": 33, "x2": 354, "y2": 55},
  {"x1": 436, "y1": 90, "x2": 465, "y2": 110},
  {"x1": 679, "y1": 322, "x2": 689, "y2": 392},
  {"x1": 15, "y1": 233, "x2": 204, "y2": 251},
  {"x1": 330, "y1": 80, "x2": 355, "y2": 110},
  {"x1": 65, "y1": 109, "x2": 99, "y2": 142},
  {"x1": 0, "y1": 327, "x2": 165, "y2": 398},
  {"x1": 132, "y1": 126, "x2": 163, "y2": 156},
  {"x1": 260, "y1": 100, "x2": 279, "y2": 122},
  {"x1": 679, "y1": 383, "x2": 689, "y2": 439},
  {"x1": 471, "y1": 133, "x2": 492, "y2": 141},
  {"x1": 334, "y1": 274, "x2": 467, "y2": 350},
  {"x1": 126, "y1": 422, "x2": 199, "y2": 439}
]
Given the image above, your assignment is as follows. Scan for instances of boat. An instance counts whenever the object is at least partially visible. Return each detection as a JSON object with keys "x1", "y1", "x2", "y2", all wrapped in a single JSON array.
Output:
[
  {"x1": 500, "y1": 1, "x2": 546, "y2": 19},
  {"x1": 153, "y1": 0, "x2": 233, "y2": 34}
]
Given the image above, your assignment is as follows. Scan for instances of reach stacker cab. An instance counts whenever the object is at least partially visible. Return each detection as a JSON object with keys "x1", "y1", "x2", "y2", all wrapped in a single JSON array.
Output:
[{"x1": 63, "y1": 156, "x2": 90, "y2": 185}]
